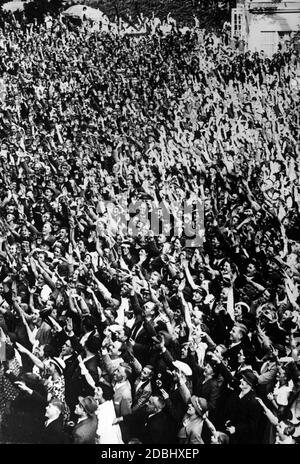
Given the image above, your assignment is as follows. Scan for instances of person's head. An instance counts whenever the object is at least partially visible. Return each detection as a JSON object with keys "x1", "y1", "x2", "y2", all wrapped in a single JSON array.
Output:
[
  {"x1": 8, "y1": 242, "x2": 18, "y2": 255},
  {"x1": 219, "y1": 286, "x2": 229, "y2": 303},
  {"x1": 276, "y1": 422, "x2": 295, "y2": 442},
  {"x1": 45, "y1": 299, "x2": 55, "y2": 311},
  {"x1": 237, "y1": 348, "x2": 253, "y2": 367},
  {"x1": 58, "y1": 228, "x2": 68, "y2": 240},
  {"x1": 42, "y1": 211, "x2": 52, "y2": 224},
  {"x1": 61, "y1": 339, "x2": 73, "y2": 358},
  {"x1": 211, "y1": 431, "x2": 230, "y2": 444},
  {"x1": 45, "y1": 398, "x2": 64, "y2": 420},
  {"x1": 146, "y1": 396, "x2": 166, "y2": 415},
  {"x1": 31, "y1": 309, "x2": 42, "y2": 325},
  {"x1": 53, "y1": 245, "x2": 62, "y2": 258},
  {"x1": 75, "y1": 396, "x2": 98, "y2": 417},
  {"x1": 120, "y1": 283, "x2": 131, "y2": 297},
  {"x1": 149, "y1": 271, "x2": 161, "y2": 287},
  {"x1": 180, "y1": 343, "x2": 190, "y2": 359},
  {"x1": 108, "y1": 340, "x2": 122, "y2": 358},
  {"x1": 246, "y1": 262, "x2": 256, "y2": 277},
  {"x1": 113, "y1": 364, "x2": 131, "y2": 383},
  {"x1": 84, "y1": 253, "x2": 92, "y2": 265},
  {"x1": 42, "y1": 222, "x2": 52, "y2": 235},
  {"x1": 231, "y1": 215, "x2": 239, "y2": 227},
  {"x1": 84, "y1": 335, "x2": 101, "y2": 355},
  {"x1": 93, "y1": 385, "x2": 104, "y2": 404},
  {"x1": 20, "y1": 225, "x2": 30, "y2": 238},
  {"x1": 234, "y1": 302, "x2": 250, "y2": 321},
  {"x1": 48, "y1": 357, "x2": 65, "y2": 377},
  {"x1": 127, "y1": 438, "x2": 143, "y2": 444},
  {"x1": 276, "y1": 367, "x2": 288, "y2": 385},
  {"x1": 230, "y1": 323, "x2": 247, "y2": 343},
  {"x1": 221, "y1": 260, "x2": 232, "y2": 274},
  {"x1": 140, "y1": 365, "x2": 154, "y2": 381},
  {"x1": 6, "y1": 213, "x2": 16, "y2": 223},
  {"x1": 214, "y1": 344, "x2": 227, "y2": 360},
  {"x1": 188, "y1": 396, "x2": 208, "y2": 418},
  {"x1": 157, "y1": 233, "x2": 167, "y2": 245},
  {"x1": 142, "y1": 301, "x2": 156, "y2": 319},
  {"x1": 78, "y1": 239, "x2": 86, "y2": 252},
  {"x1": 203, "y1": 361, "x2": 214, "y2": 378},
  {"x1": 121, "y1": 243, "x2": 131, "y2": 255},
  {"x1": 192, "y1": 287, "x2": 207, "y2": 303},
  {"x1": 239, "y1": 370, "x2": 257, "y2": 392},
  {"x1": 139, "y1": 248, "x2": 148, "y2": 261},
  {"x1": 173, "y1": 237, "x2": 182, "y2": 250}
]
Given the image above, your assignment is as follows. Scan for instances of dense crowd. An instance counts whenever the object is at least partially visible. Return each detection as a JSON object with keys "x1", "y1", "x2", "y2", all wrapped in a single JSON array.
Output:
[{"x1": 0, "y1": 12, "x2": 300, "y2": 444}]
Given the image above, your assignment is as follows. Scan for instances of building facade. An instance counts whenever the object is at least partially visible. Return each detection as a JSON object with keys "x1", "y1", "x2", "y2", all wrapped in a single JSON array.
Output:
[{"x1": 231, "y1": 0, "x2": 300, "y2": 56}]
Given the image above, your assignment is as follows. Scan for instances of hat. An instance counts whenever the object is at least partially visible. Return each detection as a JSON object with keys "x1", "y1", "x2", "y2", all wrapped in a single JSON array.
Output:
[
  {"x1": 172, "y1": 360, "x2": 192, "y2": 377},
  {"x1": 235, "y1": 301, "x2": 250, "y2": 313},
  {"x1": 241, "y1": 370, "x2": 258, "y2": 389},
  {"x1": 108, "y1": 324, "x2": 123, "y2": 333},
  {"x1": 78, "y1": 396, "x2": 98, "y2": 415},
  {"x1": 193, "y1": 287, "x2": 207, "y2": 298},
  {"x1": 49, "y1": 357, "x2": 66, "y2": 375},
  {"x1": 182, "y1": 287, "x2": 193, "y2": 299},
  {"x1": 191, "y1": 396, "x2": 208, "y2": 416},
  {"x1": 121, "y1": 242, "x2": 131, "y2": 249}
]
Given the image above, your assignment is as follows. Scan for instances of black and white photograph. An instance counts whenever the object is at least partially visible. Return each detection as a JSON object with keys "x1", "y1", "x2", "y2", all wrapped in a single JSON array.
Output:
[{"x1": 0, "y1": 0, "x2": 299, "y2": 449}]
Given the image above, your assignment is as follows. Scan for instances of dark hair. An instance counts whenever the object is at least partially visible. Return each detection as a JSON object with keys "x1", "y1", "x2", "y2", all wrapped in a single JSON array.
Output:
[
  {"x1": 217, "y1": 432, "x2": 229, "y2": 444},
  {"x1": 5, "y1": 344, "x2": 15, "y2": 361},
  {"x1": 85, "y1": 335, "x2": 101, "y2": 354},
  {"x1": 127, "y1": 437, "x2": 143, "y2": 444},
  {"x1": 43, "y1": 344, "x2": 56, "y2": 358},
  {"x1": 82, "y1": 316, "x2": 95, "y2": 331},
  {"x1": 283, "y1": 424, "x2": 295, "y2": 436}
]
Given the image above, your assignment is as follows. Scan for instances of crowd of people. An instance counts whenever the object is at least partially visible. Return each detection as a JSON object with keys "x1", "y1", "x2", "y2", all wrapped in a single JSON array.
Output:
[{"x1": 0, "y1": 11, "x2": 300, "y2": 444}]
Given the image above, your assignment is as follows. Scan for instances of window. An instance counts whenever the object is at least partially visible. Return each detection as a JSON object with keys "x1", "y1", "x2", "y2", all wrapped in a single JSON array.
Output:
[
  {"x1": 261, "y1": 31, "x2": 279, "y2": 56},
  {"x1": 231, "y1": 8, "x2": 246, "y2": 39}
]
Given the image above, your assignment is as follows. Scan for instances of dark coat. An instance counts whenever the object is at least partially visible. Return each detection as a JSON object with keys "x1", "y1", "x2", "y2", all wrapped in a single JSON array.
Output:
[
  {"x1": 225, "y1": 390, "x2": 265, "y2": 444},
  {"x1": 142, "y1": 409, "x2": 176, "y2": 444},
  {"x1": 195, "y1": 377, "x2": 220, "y2": 412},
  {"x1": 42, "y1": 417, "x2": 66, "y2": 444},
  {"x1": 123, "y1": 406, "x2": 176, "y2": 444},
  {"x1": 3, "y1": 389, "x2": 48, "y2": 444},
  {"x1": 65, "y1": 353, "x2": 99, "y2": 413},
  {"x1": 224, "y1": 342, "x2": 244, "y2": 371},
  {"x1": 72, "y1": 414, "x2": 98, "y2": 444}
]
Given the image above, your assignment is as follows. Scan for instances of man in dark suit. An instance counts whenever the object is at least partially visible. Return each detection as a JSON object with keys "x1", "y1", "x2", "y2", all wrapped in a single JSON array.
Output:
[
  {"x1": 63, "y1": 332, "x2": 101, "y2": 417},
  {"x1": 72, "y1": 396, "x2": 98, "y2": 444},
  {"x1": 224, "y1": 370, "x2": 265, "y2": 444},
  {"x1": 46, "y1": 318, "x2": 101, "y2": 418},
  {"x1": 141, "y1": 395, "x2": 176, "y2": 444},
  {"x1": 114, "y1": 395, "x2": 176, "y2": 444},
  {"x1": 42, "y1": 398, "x2": 66, "y2": 444},
  {"x1": 193, "y1": 360, "x2": 220, "y2": 413}
]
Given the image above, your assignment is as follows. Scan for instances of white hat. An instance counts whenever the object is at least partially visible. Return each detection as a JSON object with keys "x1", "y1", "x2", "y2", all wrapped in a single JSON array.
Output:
[
  {"x1": 108, "y1": 324, "x2": 123, "y2": 333},
  {"x1": 49, "y1": 357, "x2": 66, "y2": 374},
  {"x1": 172, "y1": 360, "x2": 192, "y2": 376}
]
